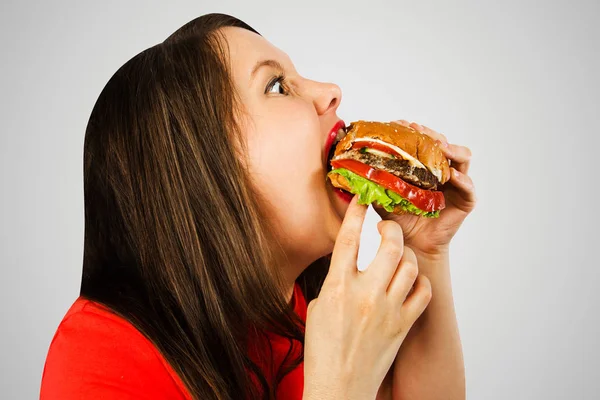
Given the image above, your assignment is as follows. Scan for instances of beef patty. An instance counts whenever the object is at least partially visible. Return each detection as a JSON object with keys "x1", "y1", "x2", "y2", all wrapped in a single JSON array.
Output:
[{"x1": 332, "y1": 149, "x2": 440, "y2": 190}]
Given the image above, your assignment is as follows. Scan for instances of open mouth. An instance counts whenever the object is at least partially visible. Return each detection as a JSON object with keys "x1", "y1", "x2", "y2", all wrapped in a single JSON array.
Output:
[
  {"x1": 326, "y1": 125, "x2": 350, "y2": 172},
  {"x1": 326, "y1": 126, "x2": 354, "y2": 199},
  {"x1": 326, "y1": 144, "x2": 337, "y2": 172}
]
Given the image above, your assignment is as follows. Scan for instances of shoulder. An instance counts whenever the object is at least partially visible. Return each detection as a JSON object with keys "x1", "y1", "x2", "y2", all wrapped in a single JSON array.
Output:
[{"x1": 41, "y1": 297, "x2": 190, "y2": 399}]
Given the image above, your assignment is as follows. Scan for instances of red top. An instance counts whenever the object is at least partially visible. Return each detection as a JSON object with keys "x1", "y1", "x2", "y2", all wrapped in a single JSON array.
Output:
[{"x1": 40, "y1": 282, "x2": 307, "y2": 399}]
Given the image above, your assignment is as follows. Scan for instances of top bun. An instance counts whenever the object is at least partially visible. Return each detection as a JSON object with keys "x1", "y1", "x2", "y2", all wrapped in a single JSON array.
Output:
[{"x1": 334, "y1": 120, "x2": 450, "y2": 185}]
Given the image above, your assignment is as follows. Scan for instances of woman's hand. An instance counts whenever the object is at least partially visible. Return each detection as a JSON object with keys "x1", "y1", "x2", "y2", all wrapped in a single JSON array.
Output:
[
  {"x1": 303, "y1": 195, "x2": 432, "y2": 400},
  {"x1": 372, "y1": 120, "x2": 477, "y2": 259}
]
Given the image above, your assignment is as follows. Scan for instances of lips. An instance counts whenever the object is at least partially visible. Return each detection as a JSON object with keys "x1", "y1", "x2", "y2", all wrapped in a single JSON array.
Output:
[{"x1": 323, "y1": 120, "x2": 346, "y2": 171}]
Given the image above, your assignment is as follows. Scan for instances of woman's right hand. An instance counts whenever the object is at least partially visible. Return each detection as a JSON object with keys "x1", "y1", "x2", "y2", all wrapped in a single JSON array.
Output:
[{"x1": 303, "y1": 194, "x2": 433, "y2": 400}]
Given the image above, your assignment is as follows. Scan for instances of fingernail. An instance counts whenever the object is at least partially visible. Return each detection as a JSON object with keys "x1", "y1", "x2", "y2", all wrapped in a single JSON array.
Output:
[
  {"x1": 443, "y1": 141, "x2": 449, "y2": 148},
  {"x1": 453, "y1": 168, "x2": 460, "y2": 177}
]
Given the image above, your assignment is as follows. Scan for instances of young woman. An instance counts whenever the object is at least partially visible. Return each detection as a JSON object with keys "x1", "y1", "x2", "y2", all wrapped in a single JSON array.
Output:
[{"x1": 40, "y1": 13, "x2": 476, "y2": 400}]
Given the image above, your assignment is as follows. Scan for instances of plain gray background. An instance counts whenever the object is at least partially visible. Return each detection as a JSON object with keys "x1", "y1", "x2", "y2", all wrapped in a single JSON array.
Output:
[{"x1": 1, "y1": 0, "x2": 599, "y2": 398}]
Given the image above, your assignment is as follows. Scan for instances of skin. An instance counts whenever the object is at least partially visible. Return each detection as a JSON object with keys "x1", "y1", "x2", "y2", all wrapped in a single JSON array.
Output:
[
  {"x1": 223, "y1": 26, "x2": 349, "y2": 300},
  {"x1": 222, "y1": 26, "x2": 476, "y2": 400},
  {"x1": 372, "y1": 120, "x2": 475, "y2": 399}
]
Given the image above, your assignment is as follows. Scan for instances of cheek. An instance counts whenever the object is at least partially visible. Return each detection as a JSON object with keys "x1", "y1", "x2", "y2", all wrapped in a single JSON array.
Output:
[
  {"x1": 245, "y1": 102, "x2": 333, "y2": 248},
  {"x1": 247, "y1": 101, "x2": 319, "y2": 199},
  {"x1": 248, "y1": 121, "x2": 320, "y2": 208}
]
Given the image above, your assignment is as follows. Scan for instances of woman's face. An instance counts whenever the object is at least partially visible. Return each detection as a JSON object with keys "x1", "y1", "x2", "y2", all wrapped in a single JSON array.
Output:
[{"x1": 222, "y1": 27, "x2": 351, "y2": 275}]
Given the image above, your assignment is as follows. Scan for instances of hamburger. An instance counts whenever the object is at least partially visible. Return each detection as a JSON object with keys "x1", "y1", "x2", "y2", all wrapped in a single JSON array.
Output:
[{"x1": 326, "y1": 120, "x2": 450, "y2": 218}]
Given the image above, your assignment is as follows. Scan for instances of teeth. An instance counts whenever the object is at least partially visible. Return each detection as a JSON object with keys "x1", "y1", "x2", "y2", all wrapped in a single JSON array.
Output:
[{"x1": 334, "y1": 128, "x2": 346, "y2": 143}]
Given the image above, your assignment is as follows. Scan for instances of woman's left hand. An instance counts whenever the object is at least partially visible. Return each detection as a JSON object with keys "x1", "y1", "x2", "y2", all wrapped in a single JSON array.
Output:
[{"x1": 372, "y1": 120, "x2": 477, "y2": 259}]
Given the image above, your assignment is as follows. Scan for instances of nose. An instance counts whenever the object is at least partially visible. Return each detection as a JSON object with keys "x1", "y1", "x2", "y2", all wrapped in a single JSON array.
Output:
[{"x1": 310, "y1": 81, "x2": 342, "y2": 116}]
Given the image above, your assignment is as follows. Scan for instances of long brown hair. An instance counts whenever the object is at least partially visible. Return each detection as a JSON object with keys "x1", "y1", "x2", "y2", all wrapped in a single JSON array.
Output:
[{"x1": 80, "y1": 13, "x2": 329, "y2": 399}]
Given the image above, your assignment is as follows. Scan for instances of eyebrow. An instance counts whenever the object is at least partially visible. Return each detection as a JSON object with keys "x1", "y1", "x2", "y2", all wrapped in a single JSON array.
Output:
[{"x1": 250, "y1": 59, "x2": 285, "y2": 81}]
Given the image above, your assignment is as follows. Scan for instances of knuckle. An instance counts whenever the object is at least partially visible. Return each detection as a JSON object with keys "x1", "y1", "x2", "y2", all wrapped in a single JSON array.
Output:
[
  {"x1": 423, "y1": 289, "x2": 433, "y2": 303},
  {"x1": 461, "y1": 176, "x2": 474, "y2": 191},
  {"x1": 419, "y1": 275, "x2": 433, "y2": 301},
  {"x1": 338, "y1": 233, "x2": 359, "y2": 249},
  {"x1": 467, "y1": 177, "x2": 476, "y2": 191},
  {"x1": 404, "y1": 262, "x2": 419, "y2": 282},
  {"x1": 379, "y1": 222, "x2": 405, "y2": 260},
  {"x1": 348, "y1": 208, "x2": 366, "y2": 221},
  {"x1": 383, "y1": 242, "x2": 403, "y2": 260},
  {"x1": 380, "y1": 223, "x2": 404, "y2": 246},
  {"x1": 402, "y1": 246, "x2": 418, "y2": 264},
  {"x1": 380, "y1": 220, "x2": 403, "y2": 236}
]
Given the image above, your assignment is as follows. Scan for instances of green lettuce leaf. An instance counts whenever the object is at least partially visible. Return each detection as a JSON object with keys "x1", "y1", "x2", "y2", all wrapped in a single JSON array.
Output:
[{"x1": 327, "y1": 168, "x2": 440, "y2": 218}]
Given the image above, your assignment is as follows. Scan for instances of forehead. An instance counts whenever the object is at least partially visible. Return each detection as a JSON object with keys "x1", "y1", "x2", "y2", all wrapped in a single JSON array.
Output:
[{"x1": 219, "y1": 26, "x2": 293, "y2": 81}]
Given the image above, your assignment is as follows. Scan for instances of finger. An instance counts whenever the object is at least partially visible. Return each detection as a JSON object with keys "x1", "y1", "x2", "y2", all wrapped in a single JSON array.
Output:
[
  {"x1": 330, "y1": 194, "x2": 368, "y2": 278},
  {"x1": 386, "y1": 246, "x2": 419, "y2": 302},
  {"x1": 437, "y1": 141, "x2": 471, "y2": 173},
  {"x1": 448, "y1": 167, "x2": 477, "y2": 203},
  {"x1": 391, "y1": 119, "x2": 411, "y2": 127},
  {"x1": 420, "y1": 124, "x2": 449, "y2": 143},
  {"x1": 455, "y1": 157, "x2": 470, "y2": 175},
  {"x1": 409, "y1": 122, "x2": 448, "y2": 144},
  {"x1": 363, "y1": 220, "x2": 405, "y2": 290},
  {"x1": 400, "y1": 274, "x2": 432, "y2": 322}
]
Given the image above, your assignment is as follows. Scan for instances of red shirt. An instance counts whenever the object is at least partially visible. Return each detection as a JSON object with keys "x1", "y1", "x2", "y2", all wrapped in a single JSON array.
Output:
[{"x1": 41, "y1": 282, "x2": 307, "y2": 399}]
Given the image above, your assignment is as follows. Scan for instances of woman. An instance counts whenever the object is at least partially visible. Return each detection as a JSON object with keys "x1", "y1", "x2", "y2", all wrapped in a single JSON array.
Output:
[{"x1": 40, "y1": 13, "x2": 476, "y2": 400}]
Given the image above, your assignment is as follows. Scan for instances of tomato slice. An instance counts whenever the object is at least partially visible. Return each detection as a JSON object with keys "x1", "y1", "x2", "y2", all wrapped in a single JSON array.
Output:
[{"x1": 330, "y1": 159, "x2": 445, "y2": 212}]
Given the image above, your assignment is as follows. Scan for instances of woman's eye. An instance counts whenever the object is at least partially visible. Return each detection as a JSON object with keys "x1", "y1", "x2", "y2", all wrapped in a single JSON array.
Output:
[{"x1": 266, "y1": 76, "x2": 288, "y2": 95}]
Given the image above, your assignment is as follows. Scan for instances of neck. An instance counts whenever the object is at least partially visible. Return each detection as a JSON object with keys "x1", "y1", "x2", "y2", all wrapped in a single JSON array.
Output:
[
  {"x1": 282, "y1": 264, "x2": 300, "y2": 305},
  {"x1": 286, "y1": 284, "x2": 295, "y2": 305},
  {"x1": 276, "y1": 251, "x2": 324, "y2": 306},
  {"x1": 279, "y1": 257, "x2": 308, "y2": 306}
]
